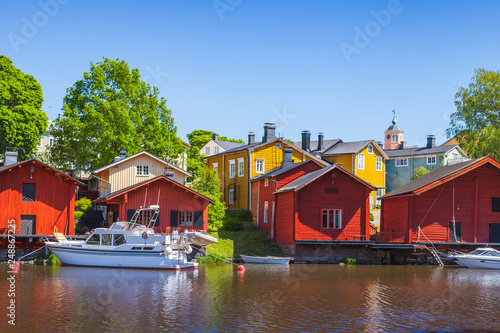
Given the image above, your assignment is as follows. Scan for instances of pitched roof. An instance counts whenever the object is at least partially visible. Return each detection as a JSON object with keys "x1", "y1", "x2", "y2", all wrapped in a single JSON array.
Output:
[
  {"x1": 0, "y1": 159, "x2": 83, "y2": 185},
  {"x1": 382, "y1": 157, "x2": 498, "y2": 199},
  {"x1": 293, "y1": 139, "x2": 342, "y2": 155},
  {"x1": 274, "y1": 164, "x2": 376, "y2": 193},
  {"x1": 386, "y1": 124, "x2": 403, "y2": 132},
  {"x1": 385, "y1": 145, "x2": 461, "y2": 158},
  {"x1": 215, "y1": 140, "x2": 246, "y2": 151},
  {"x1": 93, "y1": 175, "x2": 213, "y2": 203},
  {"x1": 250, "y1": 160, "x2": 320, "y2": 182},
  {"x1": 93, "y1": 151, "x2": 191, "y2": 177}
]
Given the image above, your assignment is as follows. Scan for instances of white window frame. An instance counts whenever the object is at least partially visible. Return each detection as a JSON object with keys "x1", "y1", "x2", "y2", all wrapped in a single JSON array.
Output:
[
  {"x1": 205, "y1": 147, "x2": 210, "y2": 155},
  {"x1": 255, "y1": 159, "x2": 265, "y2": 174},
  {"x1": 264, "y1": 178, "x2": 269, "y2": 187},
  {"x1": 376, "y1": 156, "x2": 382, "y2": 171},
  {"x1": 228, "y1": 189, "x2": 234, "y2": 204},
  {"x1": 367, "y1": 144, "x2": 373, "y2": 154},
  {"x1": 229, "y1": 159, "x2": 235, "y2": 178},
  {"x1": 392, "y1": 134, "x2": 399, "y2": 142},
  {"x1": 212, "y1": 162, "x2": 218, "y2": 173},
  {"x1": 136, "y1": 165, "x2": 149, "y2": 176},
  {"x1": 322, "y1": 209, "x2": 342, "y2": 229},
  {"x1": 49, "y1": 137, "x2": 55, "y2": 146},
  {"x1": 264, "y1": 201, "x2": 268, "y2": 223},
  {"x1": 395, "y1": 159, "x2": 408, "y2": 167},
  {"x1": 238, "y1": 158, "x2": 244, "y2": 177},
  {"x1": 357, "y1": 154, "x2": 365, "y2": 170},
  {"x1": 427, "y1": 156, "x2": 436, "y2": 165},
  {"x1": 214, "y1": 146, "x2": 219, "y2": 154}
]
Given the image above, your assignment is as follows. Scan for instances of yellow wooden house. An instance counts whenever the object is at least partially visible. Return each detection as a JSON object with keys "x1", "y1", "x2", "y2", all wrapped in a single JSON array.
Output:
[
  {"x1": 295, "y1": 132, "x2": 388, "y2": 208},
  {"x1": 206, "y1": 123, "x2": 329, "y2": 210}
]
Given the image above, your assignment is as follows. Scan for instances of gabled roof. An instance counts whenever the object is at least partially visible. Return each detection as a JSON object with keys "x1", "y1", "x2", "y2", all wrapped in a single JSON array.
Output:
[
  {"x1": 250, "y1": 160, "x2": 322, "y2": 182},
  {"x1": 214, "y1": 140, "x2": 246, "y2": 151},
  {"x1": 93, "y1": 175, "x2": 213, "y2": 203},
  {"x1": 384, "y1": 145, "x2": 463, "y2": 158},
  {"x1": 382, "y1": 157, "x2": 499, "y2": 199},
  {"x1": 93, "y1": 151, "x2": 191, "y2": 177},
  {"x1": 293, "y1": 139, "x2": 342, "y2": 155},
  {"x1": 274, "y1": 164, "x2": 376, "y2": 194},
  {"x1": 0, "y1": 159, "x2": 83, "y2": 186},
  {"x1": 323, "y1": 140, "x2": 388, "y2": 159}
]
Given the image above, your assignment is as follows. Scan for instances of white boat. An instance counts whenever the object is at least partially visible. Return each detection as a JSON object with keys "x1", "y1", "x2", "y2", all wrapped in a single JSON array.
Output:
[
  {"x1": 240, "y1": 254, "x2": 290, "y2": 265},
  {"x1": 448, "y1": 247, "x2": 500, "y2": 269},
  {"x1": 45, "y1": 206, "x2": 217, "y2": 270}
]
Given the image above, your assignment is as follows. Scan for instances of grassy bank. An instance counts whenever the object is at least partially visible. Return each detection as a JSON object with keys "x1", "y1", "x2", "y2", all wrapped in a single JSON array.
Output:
[{"x1": 197, "y1": 211, "x2": 284, "y2": 263}]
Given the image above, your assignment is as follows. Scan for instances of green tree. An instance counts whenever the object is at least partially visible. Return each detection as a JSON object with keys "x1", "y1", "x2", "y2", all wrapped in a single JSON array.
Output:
[
  {"x1": 50, "y1": 58, "x2": 183, "y2": 170},
  {"x1": 412, "y1": 166, "x2": 431, "y2": 179},
  {"x1": 188, "y1": 166, "x2": 225, "y2": 232},
  {"x1": 187, "y1": 129, "x2": 244, "y2": 150},
  {"x1": 0, "y1": 55, "x2": 48, "y2": 161},
  {"x1": 447, "y1": 68, "x2": 500, "y2": 159}
]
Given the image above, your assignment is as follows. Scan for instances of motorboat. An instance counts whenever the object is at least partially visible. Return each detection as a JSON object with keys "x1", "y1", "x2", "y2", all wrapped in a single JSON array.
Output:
[
  {"x1": 448, "y1": 247, "x2": 500, "y2": 269},
  {"x1": 240, "y1": 254, "x2": 290, "y2": 265},
  {"x1": 44, "y1": 206, "x2": 217, "y2": 270}
]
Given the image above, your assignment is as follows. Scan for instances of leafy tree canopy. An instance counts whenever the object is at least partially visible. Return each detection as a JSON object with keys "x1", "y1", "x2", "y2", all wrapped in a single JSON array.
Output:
[
  {"x1": 187, "y1": 129, "x2": 244, "y2": 150},
  {"x1": 447, "y1": 68, "x2": 500, "y2": 159},
  {"x1": 0, "y1": 55, "x2": 47, "y2": 161},
  {"x1": 412, "y1": 166, "x2": 431, "y2": 180},
  {"x1": 188, "y1": 166, "x2": 225, "y2": 232},
  {"x1": 51, "y1": 58, "x2": 183, "y2": 170}
]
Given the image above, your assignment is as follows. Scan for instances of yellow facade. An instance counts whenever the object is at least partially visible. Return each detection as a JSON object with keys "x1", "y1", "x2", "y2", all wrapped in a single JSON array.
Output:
[
  {"x1": 206, "y1": 139, "x2": 327, "y2": 210},
  {"x1": 322, "y1": 143, "x2": 386, "y2": 208}
]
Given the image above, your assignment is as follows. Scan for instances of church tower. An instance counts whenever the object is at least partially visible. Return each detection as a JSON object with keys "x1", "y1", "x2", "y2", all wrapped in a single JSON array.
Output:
[{"x1": 384, "y1": 110, "x2": 404, "y2": 150}]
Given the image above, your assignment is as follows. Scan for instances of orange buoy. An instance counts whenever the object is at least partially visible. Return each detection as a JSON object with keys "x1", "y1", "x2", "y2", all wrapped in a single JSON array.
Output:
[
  {"x1": 11, "y1": 261, "x2": 20, "y2": 273},
  {"x1": 237, "y1": 265, "x2": 245, "y2": 271}
]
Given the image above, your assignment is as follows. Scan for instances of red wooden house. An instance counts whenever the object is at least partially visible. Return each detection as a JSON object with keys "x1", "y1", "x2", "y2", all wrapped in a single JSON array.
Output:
[
  {"x1": 251, "y1": 151, "x2": 374, "y2": 246},
  {"x1": 380, "y1": 157, "x2": 500, "y2": 244},
  {"x1": 93, "y1": 175, "x2": 212, "y2": 232},
  {"x1": 0, "y1": 157, "x2": 83, "y2": 236}
]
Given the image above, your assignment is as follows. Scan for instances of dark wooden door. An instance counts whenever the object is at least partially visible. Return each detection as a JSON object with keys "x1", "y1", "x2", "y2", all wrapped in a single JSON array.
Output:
[
  {"x1": 448, "y1": 221, "x2": 461, "y2": 242},
  {"x1": 20, "y1": 215, "x2": 36, "y2": 235},
  {"x1": 489, "y1": 223, "x2": 500, "y2": 243}
]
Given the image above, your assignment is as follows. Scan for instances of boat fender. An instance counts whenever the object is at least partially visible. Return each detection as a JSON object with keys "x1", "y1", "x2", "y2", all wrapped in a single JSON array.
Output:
[
  {"x1": 165, "y1": 246, "x2": 173, "y2": 255},
  {"x1": 184, "y1": 245, "x2": 192, "y2": 254},
  {"x1": 142, "y1": 232, "x2": 149, "y2": 240}
]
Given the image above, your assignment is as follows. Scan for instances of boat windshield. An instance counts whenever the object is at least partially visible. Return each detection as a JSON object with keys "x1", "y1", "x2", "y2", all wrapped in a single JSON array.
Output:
[
  {"x1": 469, "y1": 249, "x2": 500, "y2": 256},
  {"x1": 109, "y1": 222, "x2": 147, "y2": 231}
]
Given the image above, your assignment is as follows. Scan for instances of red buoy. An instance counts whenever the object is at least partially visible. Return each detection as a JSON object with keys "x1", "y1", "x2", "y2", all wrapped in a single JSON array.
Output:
[
  {"x1": 237, "y1": 265, "x2": 245, "y2": 271},
  {"x1": 11, "y1": 261, "x2": 20, "y2": 273}
]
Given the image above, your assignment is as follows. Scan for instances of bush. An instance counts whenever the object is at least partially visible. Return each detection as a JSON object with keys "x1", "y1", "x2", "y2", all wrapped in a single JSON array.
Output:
[
  {"x1": 369, "y1": 212, "x2": 374, "y2": 221},
  {"x1": 75, "y1": 224, "x2": 89, "y2": 235},
  {"x1": 222, "y1": 218, "x2": 244, "y2": 231},
  {"x1": 342, "y1": 257, "x2": 357, "y2": 265},
  {"x1": 231, "y1": 210, "x2": 253, "y2": 222}
]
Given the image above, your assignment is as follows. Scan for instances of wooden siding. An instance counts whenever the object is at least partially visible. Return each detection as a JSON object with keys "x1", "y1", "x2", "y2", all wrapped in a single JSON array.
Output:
[
  {"x1": 0, "y1": 163, "x2": 77, "y2": 235},
  {"x1": 105, "y1": 178, "x2": 210, "y2": 232},
  {"x1": 275, "y1": 191, "x2": 295, "y2": 243}
]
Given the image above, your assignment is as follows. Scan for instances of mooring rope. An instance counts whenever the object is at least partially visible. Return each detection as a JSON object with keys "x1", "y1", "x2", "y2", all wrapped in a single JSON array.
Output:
[
  {"x1": 16, "y1": 245, "x2": 47, "y2": 262},
  {"x1": 191, "y1": 244, "x2": 240, "y2": 267}
]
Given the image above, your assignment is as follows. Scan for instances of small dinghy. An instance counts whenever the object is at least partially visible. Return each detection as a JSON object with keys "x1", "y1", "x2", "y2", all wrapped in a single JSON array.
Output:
[{"x1": 240, "y1": 254, "x2": 290, "y2": 265}]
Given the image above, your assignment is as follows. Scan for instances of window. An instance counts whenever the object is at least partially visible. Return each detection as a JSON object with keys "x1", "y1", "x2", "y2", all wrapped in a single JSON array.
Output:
[
  {"x1": 357, "y1": 154, "x2": 364, "y2": 170},
  {"x1": 214, "y1": 146, "x2": 219, "y2": 154},
  {"x1": 376, "y1": 156, "x2": 382, "y2": 171},
  {"x1": 136, "y1": 165, "x2": 149, "y2": 176},
  {"x1": 138, "y1": 210, "x2": 152, "y2": 225},
  {"x1": 86, "y1": 234, "x2": 100, "y2": 245},
  {"x1": 492, "y1": 197, "x2": 500, "y2": 212},
  {"x1": 395, "y1": 159, "x2": 408, "y2": 167},
  {"x1": 212, "y1": 162, "x2": 218, "y2": 173},
  {"x1": 238, "y1": 158, "x2": 244, "y2": 177},
  {"x1": 392, "y1": 134, "x2": 399, "y2": 142},
  {"x1": 114, "y1": 234, "x2": 126, "y2": 246},
  {"x1": 179, "y1": 212, "x2": 193, "y2": 226},
  {"x1": 228, "y1": 189, "x2": 234, "y2": 204},
  {"x1": 205, "y1": 147, "x2": 210, "y2": 155},
  {"x1": 427, "y1": 156, "x2": 436, "y2": 165},
  {"x1": 255, "y1": 159, "x2": 265, "y2": 174},
  {"x1": 264, "y1": 178, "x2": 269, "y2": 187},
  {"x1": 376, "y1": 189, "x2": 383, "y2": 197},
  {"x1": 367, "y1": 144, "x2": 373, "y2": 154},
  {"x1": 101, "y1": 234, "x2": 112, "y2": 245},
  {"x1": 49, "y1": 137, "x2": 55, "y2": 146},
  {"x1": 229, "y1": 159, "x2": 236, "y2": 178},
  {"x1": 322, "y1": 209, "x2": 342, "y2": 229},
  {"x1": 264, "y1": 201, "x2": 268, "y2": 223},
  {"x1": 22, "y1": 183, "x2": 36, "y2": 202}
]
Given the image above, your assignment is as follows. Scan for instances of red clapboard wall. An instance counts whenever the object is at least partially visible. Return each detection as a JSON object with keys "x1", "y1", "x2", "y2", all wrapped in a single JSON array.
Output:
[
  {"x1": 94, "y1": 175, "x2": 212, "y2": 232},
  {"x1": 0, "y1": 160, "x2": 82, "y2": 236}
]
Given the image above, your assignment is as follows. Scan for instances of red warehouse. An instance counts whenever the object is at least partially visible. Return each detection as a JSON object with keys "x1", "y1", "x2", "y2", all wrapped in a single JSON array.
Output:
[
  {"x1": 93, "y1": 175, "x2": 213, "y2": 232},
  {"x1": 0, "y1": 154, "x2": 83, "y2": 236},
  {"x1": 380, "y1": 157, "x2": 500, "y2": 244}
]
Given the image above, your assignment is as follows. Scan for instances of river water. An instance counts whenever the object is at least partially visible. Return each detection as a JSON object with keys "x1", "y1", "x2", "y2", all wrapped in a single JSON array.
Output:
[{"x1": 1, "y1": 264, "x2": 500, "y2": 332}]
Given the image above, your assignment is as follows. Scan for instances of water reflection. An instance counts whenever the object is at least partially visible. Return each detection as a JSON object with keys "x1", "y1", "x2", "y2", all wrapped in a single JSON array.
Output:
[{"x1": 2, "y1": 265, "x2": 500, "y2": 332}]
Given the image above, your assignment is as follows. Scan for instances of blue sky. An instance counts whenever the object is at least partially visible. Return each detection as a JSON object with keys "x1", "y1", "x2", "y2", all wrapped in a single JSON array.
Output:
[{"x1": 1, "y1": 0, "x2": 499, "y2": 147}]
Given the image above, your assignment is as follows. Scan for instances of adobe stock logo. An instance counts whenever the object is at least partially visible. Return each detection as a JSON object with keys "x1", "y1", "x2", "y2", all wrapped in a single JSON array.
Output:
[
  {"x1": 339, "y1": 0, "x2": 403, "y2": 64},
  {"x1": 7, "y1": 0, "x2": 70, "y2": 54}
]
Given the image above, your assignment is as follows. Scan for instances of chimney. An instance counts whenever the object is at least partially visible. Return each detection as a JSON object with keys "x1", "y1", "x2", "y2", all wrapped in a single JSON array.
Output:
[
  {"x1": 248, "y1": 132, "x2": 255, "y2": 145},
  {"x1": 164, "y1": 167, "x2": 174, "y2": 179},
  {"x1": 282, "y1": 149, "x2": 294, "y2": 168},
  {"x1": 301, "y1": 131, "x2": 311, "y2": 152},
  {"x1": 4, "y1": 151, "x2": 18, "y2": 166},
  {"x1": 426, "y1": 135, "x2": 436, "y2": 148},
  {"x1": 262, "y1": 123, "x2": 276, "y2": 143},
  {"x1": 113, "y1": 156, "x2": 121, "y2": 163},
  {"x1": 400, "y1": 141, "x2": 407, "y2": 149},
  {"x1": 212, "y1": 133, "x2": 218, "y2": 141},
  {"x1": 317, "y1": 132, "x2": 324, "y2": 151},
  {"x1": 120, "y1": 150, "x2": 126, "y2": 159},
  {"x1": 377, "y1": 141, "x2": 383, "y2": 149}
]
